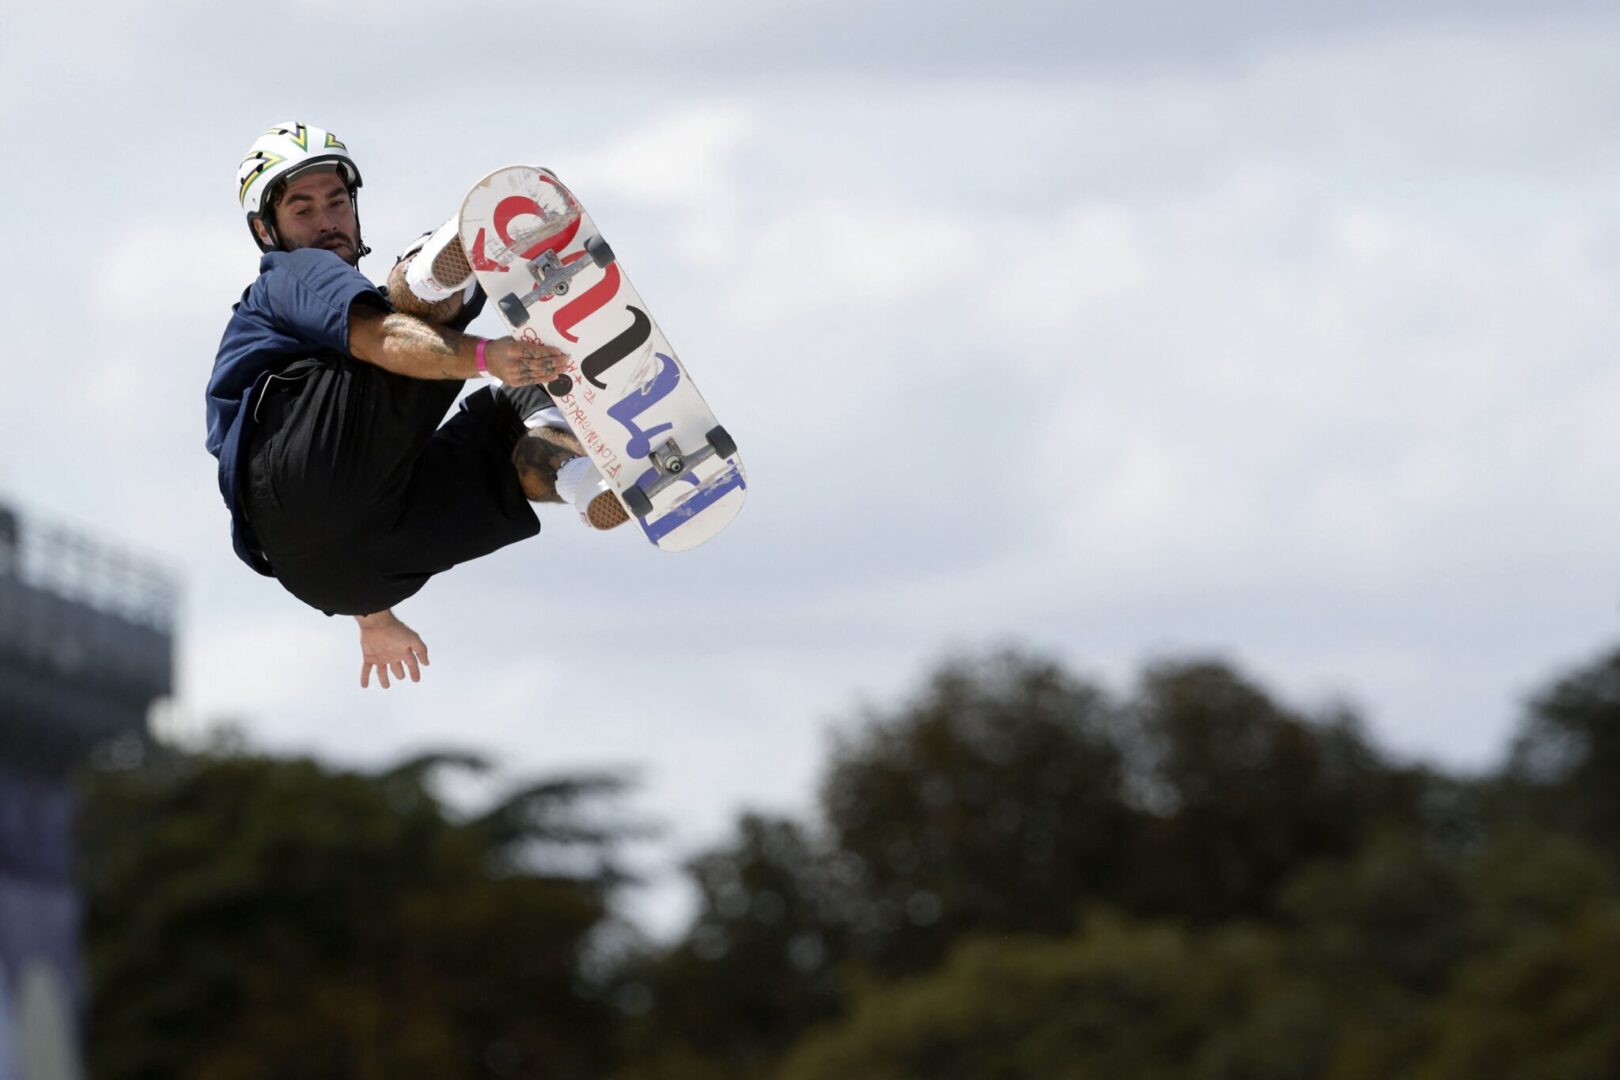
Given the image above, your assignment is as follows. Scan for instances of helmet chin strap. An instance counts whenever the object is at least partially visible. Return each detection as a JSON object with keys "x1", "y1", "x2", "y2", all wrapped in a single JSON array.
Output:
[{"x1": 352, "y1": 194, "x2": 372, "y2": 259}]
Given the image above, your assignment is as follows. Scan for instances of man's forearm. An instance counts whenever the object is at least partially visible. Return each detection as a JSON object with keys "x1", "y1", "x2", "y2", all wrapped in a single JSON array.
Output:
[
  {"x1": 348, "y1": 305, "x2": 568, "y2": 387},
  {"x1": 349, "y1": 307, "x2": 478, "y2": 381}
]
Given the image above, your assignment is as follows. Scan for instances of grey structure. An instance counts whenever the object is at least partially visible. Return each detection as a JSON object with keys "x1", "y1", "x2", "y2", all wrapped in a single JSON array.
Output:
[{"x1": 0, "y1": 502, "x2": 175, "y2": 1079}]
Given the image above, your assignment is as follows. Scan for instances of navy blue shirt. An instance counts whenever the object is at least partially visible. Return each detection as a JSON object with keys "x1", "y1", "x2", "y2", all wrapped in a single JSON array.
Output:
[{"x1": 206, "y1": 248, "x2": 389, "y2": 575}]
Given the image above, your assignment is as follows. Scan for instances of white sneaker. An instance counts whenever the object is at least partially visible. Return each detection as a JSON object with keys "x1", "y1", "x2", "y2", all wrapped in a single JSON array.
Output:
[
  {"x1": 403, "y1": 217, "x2": 474, "y2": 302},
  {"x1": 555, "y1": 456, "x2": 628, "y2": 530}
]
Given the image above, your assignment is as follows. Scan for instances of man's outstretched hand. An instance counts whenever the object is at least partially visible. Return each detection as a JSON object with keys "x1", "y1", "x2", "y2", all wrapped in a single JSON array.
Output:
[{"x1": 355, "y1": 609, "x2": 430, "y2": 689}]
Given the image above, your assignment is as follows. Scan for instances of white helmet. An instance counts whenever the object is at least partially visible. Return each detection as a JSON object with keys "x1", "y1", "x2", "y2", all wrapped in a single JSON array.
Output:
[{"x1": 237, "y1": 121, "x2": 366, "y2": 253}]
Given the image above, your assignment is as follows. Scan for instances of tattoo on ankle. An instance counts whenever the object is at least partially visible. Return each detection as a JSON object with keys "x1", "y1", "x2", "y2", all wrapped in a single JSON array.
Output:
[
  {"x1": 512, "y1": 429, "x2": 581, "y2": 502},
  {"x1": 386, "y1": 257, "x2": 466, "y2": 325}
]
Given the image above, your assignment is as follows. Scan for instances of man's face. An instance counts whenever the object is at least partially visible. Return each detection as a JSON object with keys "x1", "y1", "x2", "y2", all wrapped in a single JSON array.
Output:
[{"x1": 261, "y1": 169, "x2": 360, "y2": 264}]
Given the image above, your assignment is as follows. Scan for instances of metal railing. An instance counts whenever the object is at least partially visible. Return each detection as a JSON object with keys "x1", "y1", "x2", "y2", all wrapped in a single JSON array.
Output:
[{"x1": 0, "y1": 502, "x2": 178, "y2": 632}]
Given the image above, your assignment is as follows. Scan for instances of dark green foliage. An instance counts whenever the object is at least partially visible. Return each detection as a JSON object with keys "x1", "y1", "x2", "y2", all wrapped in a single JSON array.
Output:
[
  {"x1": 777, "y1": 917, "x2": 1336, "y2": 1080},
  {"x1": 1122, "y1": 659, "x2": 1431, "y2": 924},
  {"x1": 820, "y1": 650, "x2": 1135, "y2": 974},
  {"x1": 76, "y1": 642, "x2": 1620, "y2": 1079},
  {"x1": 78, "y1": 746, "x2": 633, "y2": 1080},
  {"x1": 1404, "y1": 831, "x2": 1620, "y2": 1078},
  {"x1": 633, "y1": 646, "x2": 1620, "y2": 1077},
  {"x1": 613, "y1": 814, "x2": 850, "y2": 1079},
  {"x1": 775, "y1": 828, "x2": 1620, "y2": 1080},
  {"x1": 1502, "y1": 645, "x2": 1620, "y2": 864},
  {"x1": 1421, "y1": 907, "x2": 1620, "y2": 1079}
]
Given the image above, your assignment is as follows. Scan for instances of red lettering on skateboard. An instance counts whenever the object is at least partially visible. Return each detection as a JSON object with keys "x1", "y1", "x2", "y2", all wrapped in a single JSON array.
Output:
[
  {"x1": 470, "y1": 195, "x2": 584, "y2": 273},
  {"x1": 553, "y1": 262, "x2": 623, "y2": 342},
  {"x1": 469, "y1": 227, "x2": 505, "y2": 273},
  {"x1": 552, "y1": 386, "x2": 622, "y2": 479},
  {"x1": 495, "y1": 195, "x2": 580, "y2": 261}
]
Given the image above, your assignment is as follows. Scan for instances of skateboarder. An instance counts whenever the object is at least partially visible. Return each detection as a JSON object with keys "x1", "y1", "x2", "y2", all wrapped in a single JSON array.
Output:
[{"x1": 208, "y1": 121, "x2": 623, "y2": 689}]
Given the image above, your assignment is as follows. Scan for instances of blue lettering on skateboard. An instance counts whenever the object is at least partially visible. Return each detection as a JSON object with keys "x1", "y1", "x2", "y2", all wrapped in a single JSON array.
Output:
[
  {"x1": 635, "y1": 464, "x2": 748, "y2": 543},
  {"x1": 608, "y1": 352, "x2": 681, "y2": 459}
]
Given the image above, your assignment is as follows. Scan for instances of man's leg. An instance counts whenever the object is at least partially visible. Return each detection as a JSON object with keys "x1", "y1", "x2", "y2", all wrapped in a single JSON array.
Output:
[
  {"x1": 388, "y1": 218, "x2": 476, "y2": 324},
  {"x1": 244, "y1": 359, "x2": 475, "y2": 616},
  {"x1": 390, "y1": 222, "x2": 627, "y2": 531},
  {"x1": 505, "y1": 393, "x2": 630, "y2": 530}
]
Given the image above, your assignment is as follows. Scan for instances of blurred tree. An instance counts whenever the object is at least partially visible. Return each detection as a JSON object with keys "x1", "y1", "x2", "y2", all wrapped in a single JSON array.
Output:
[
  {"x1": 624, "y1": 650, "x2": 1447, "y2": 1076},
  {"x1": 1267, "y1": 833, "x2": 1470, "y2": 1078},
  {"x1": 819, "y1": 650, "x2": 1136, "y2": 976},
  {"x1": 775, "y1": 914, "x2": 1334, "y2": 1080},
  {"x1": 77, "y1": 744, "x2": 635, "y2": 1080},
  {"x1": 1407, "y1": 827, "x2": 1620, "y2": 1078},
  {"x1": 1273, "y1": 827, "x2": 1620, "y2": 1080},
  {"x1": 1123, "y1": 660, "x2": 1430, "y2": 924},
  {"x1": 1459, "y1": 828, "x2": 1620, "y2": 950},
  {"x1": 1418, "y1": 906, "x2": 1620, "y2": 1080},
  {"x1": 619, "y1": 645, "x2": 1620, "y2": 1079},
  {"x1": 1280, "y1": 832, "x2": 1469, "y2": 998},
  {"x1": 1501, "y1": 646, "x2": 1620, "y2": 866},
  {"x1": 772, "y1": 833, "x2": 1620, "y2": 1080},
  {"x1": 613, "y1": 814, "x2": 851, "y2": 1079}
]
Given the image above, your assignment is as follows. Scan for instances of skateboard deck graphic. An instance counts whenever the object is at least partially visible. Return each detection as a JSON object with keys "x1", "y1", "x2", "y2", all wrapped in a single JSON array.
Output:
[{"x1": 459, "y1": 165, "x2": 745, "y2": 551}]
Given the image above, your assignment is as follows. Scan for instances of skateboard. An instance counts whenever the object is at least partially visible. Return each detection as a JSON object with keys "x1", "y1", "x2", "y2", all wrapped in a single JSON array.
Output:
[{"x1": 458, "y1": 165, "x2": 746, "y2": 551}]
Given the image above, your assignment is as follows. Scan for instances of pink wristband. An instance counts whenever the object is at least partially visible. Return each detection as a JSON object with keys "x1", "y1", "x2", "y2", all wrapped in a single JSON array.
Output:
[{"x1": 475, "y1": 339, "x2": 489, "y2": 375}]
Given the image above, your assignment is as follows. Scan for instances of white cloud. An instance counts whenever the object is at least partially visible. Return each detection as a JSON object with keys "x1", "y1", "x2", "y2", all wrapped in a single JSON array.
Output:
[
  {"x1": 97, "y1": 222, "x2": 248, "y2": 325},
  {"x1": 174, "y1": 608, "x2": 355, "y2": 740},
  {"x1": 566, "y1": 104, "x2": 760, "y2": 208}
]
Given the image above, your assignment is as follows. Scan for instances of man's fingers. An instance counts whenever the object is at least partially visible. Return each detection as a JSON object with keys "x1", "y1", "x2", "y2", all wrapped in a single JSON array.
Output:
[{"x1": 359, "y1": 636, "x2": 430, "y2": 691}]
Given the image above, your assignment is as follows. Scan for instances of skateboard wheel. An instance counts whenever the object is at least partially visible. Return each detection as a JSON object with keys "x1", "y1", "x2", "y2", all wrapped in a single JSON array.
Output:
[
  {"x1": 547, "y1": 375, "x2": 572, "y2": 397},
  {"x1": 585, "y1": 234, "x2": 615, "y2": 269},
  {"x1": 623, "y1": 484, "x2": 653, "y2": 518},
  {"x1": 705, "y1": 425, "x2": 737, "y2": 459},
  {"x1": 498, "y1": 293, "x2": 530, "y2": 327}
]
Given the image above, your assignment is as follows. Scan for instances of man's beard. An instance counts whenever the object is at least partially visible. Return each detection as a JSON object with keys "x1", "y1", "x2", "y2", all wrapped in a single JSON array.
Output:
[{"x1": 301, "y1": 231, "x2": 359, "y2": 265}]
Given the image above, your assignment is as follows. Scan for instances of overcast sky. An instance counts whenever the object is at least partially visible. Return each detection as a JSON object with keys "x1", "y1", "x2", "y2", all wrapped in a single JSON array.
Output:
[{"x1": 3, "y1": 0, "x2": 1619, "y2": 934}]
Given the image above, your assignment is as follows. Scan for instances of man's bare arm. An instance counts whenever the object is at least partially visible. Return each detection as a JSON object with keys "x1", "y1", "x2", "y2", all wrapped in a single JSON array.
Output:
[
  {"x1": 347, "y1": 304, "x2": 473, "y2": 379},
  {"x1": 347, "y1": 305, "x2": 569, "y2": 387}
]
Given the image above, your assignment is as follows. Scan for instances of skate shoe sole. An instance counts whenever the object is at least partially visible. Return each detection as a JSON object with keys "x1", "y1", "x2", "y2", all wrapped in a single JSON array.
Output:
[
  {"x1": 586, "y1": 490, "x2": 629, "y2": 530},
  {"x1": 433, "y1": 238, "x2": 473, "y2": 289}
]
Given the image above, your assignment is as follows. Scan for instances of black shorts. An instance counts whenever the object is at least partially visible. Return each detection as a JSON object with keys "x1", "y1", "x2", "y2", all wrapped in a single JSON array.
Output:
[{"x1": 244, "y1": 356, "x2": 540, "y2": 616}]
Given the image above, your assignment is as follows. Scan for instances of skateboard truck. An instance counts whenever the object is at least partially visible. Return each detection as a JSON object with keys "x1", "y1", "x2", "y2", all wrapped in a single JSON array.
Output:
[
  {"x1": 496, "y1": 234, "x2": 616, "y2": 327},
  {"x1": 621, "y1": 426, "x2": 737, "y2": 518}
]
